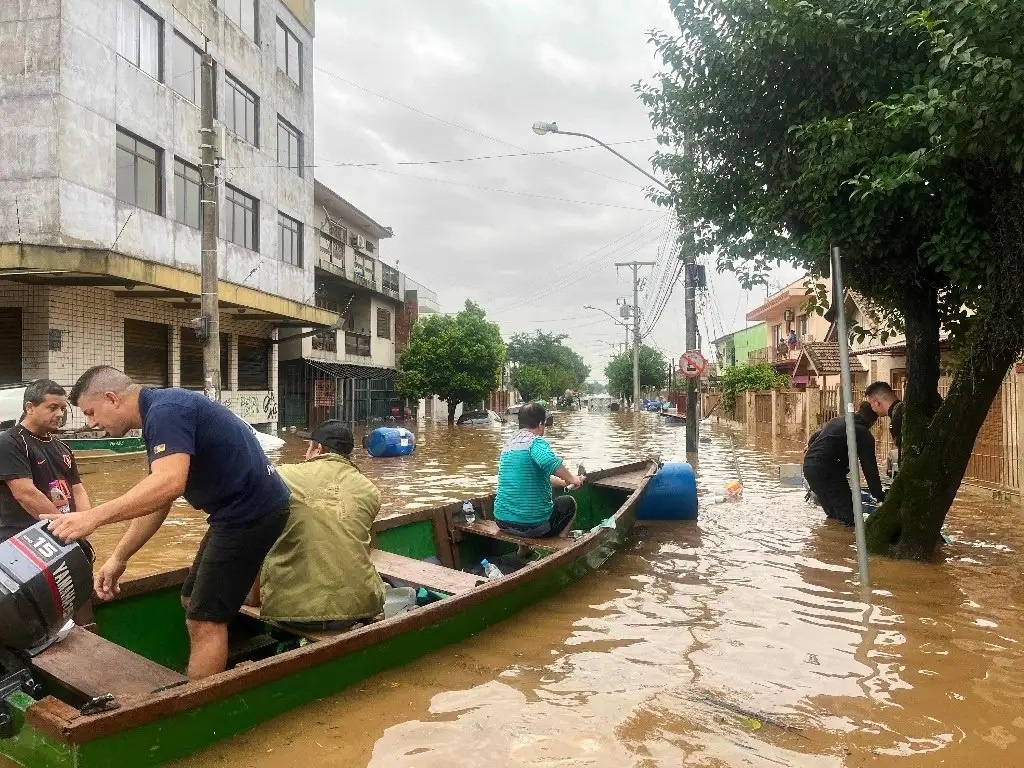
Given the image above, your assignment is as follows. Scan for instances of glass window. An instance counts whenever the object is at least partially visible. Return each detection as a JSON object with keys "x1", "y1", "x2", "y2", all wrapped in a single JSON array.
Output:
[
  {"x1": 237, "y1": 335, "x2": 270, "y2": 390},
  {"x1": 116, "y1": 128, "x2": 162, "y2": 214},
  {"x1": 222, "y1": 0, "x2": 257, "y2": 41},
  {"x1": 223, "y1": 183, "x2": 259, "y2": 250},
  {"x1": 117, "y1": 0, "x2": 162, "y2": 80},
  {"x1": 276, "y1": 116, "x2": 303, "y2": 176},
  {"x1": 276, "y1": 19, "x2": 301, "y2": 86},
  {"x1": 170, "y1": 32, "x2": 202, "y2": 103},
  {"x1": 277, "y1": 212, "x2": 303, "y2": 267},
  {"x1": 376, "y1": 308, "x2": 391, "y2": 339},
  {"x1": 173, "y1": 158, "x2": 201, "y2": 229},
  {"x1": 353, "y1": 253, "x2": 374, "y2": 285},
  {"x1": 225, "y1": 72, "x2": 258, "y2": 146}
]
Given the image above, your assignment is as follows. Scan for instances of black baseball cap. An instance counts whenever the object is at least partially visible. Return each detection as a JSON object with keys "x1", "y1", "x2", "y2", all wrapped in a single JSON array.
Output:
[{"x1": 296, "y1": 419, "x2": 355, "y2": 455}]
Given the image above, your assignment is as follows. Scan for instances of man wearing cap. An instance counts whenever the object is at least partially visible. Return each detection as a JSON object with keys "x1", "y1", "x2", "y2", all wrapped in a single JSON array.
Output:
[{"x1": 250, "y1": 420, "x2": 386, "y2": 631}]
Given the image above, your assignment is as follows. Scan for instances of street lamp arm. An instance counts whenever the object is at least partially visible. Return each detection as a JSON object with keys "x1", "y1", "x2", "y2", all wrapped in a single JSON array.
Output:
[
  {"x1": 553, "y1": 129, "x2": 671, "y2": 192},
  {"x1": 583, "y1": 304, "x2": 630, "y2": 328}
]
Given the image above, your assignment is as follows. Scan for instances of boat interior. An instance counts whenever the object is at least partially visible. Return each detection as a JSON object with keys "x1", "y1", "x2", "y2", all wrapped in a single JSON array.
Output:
[{"x1": 22, "y1": 461, "x2": 653, "y2": 716}]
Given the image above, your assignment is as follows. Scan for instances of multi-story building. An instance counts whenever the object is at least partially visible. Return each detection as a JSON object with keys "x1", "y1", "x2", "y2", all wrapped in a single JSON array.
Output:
[
  {"x1": 745, "y1": 278, "x2": 831, "y2": 380},
  {"x1": 712, "y1": 323, "x2": 766, "y2": 370},
  {"x1": 0, "y1": 0, "x2": 332, "y2": 432},
  {"x1": 279, "y1": 181, "x2": 437, "y2": 426}
]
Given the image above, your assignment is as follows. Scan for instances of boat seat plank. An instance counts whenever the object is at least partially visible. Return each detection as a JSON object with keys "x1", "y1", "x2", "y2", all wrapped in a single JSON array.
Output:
[
  {"x1": 31, "y1": 626, "x2": 185, "y2": 699},
  {"x1": 592, "y1": 469, "x2": 649, "y2": 492},
  {"x1": 370, "y1": 549, "x2": 484, "y2": 594},
  {"x1": 237, "y1": 605, "x2": 378, "y2": 643},
  {"x1": 452, "y1": 519, "x2": 575, "y2": 551}
]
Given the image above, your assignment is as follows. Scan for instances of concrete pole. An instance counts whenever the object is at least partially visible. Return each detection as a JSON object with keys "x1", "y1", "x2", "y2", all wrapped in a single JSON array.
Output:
[
  {"x1": 684, "y1": 261, "x2": 699, "y2": 452},
  {"x1": 616, "y1": 261, "x2": 656, "y2": 412},
  {"x1": 199, "y1": 52, "x2": 221, "y2": 401},
  {"x1": 832, "y1": 246, "x2": 870, "y2": 587}
]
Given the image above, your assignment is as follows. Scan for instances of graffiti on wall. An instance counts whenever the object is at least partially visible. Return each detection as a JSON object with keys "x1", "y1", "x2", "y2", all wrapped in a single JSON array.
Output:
[{"x1": 221, "y1": 391, "x2": 278, "y2": 424}]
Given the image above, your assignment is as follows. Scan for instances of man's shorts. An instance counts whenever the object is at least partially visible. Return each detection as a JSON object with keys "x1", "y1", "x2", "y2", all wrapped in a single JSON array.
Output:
[
  {"x1": 496, "y1": 495, "x2": 577, "y2": 538},
  {"x1": 181, "y1": 507, "x2": 289, "y2": 623}
]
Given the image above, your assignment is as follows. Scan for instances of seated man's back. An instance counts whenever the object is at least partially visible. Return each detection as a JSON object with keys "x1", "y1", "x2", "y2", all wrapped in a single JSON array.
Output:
[{"x1": 259, "y1": 421, "x2": 385, "y2": 624}]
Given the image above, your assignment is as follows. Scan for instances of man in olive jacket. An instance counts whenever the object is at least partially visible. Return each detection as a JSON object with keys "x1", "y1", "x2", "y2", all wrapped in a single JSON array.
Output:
[{"x1": 254, "y1": 420, "x2": 386, "y2": 631}]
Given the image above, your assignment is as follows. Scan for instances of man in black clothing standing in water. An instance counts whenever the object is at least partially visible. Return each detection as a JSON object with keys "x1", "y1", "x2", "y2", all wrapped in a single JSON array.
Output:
[
  {"x1": 46, "y1": 366, "x2": 289, "y2": 679},
  {"x1": 0, "y1": 380, "x2": 91, "y2": 541},
  {"x1": 803, "y1": 402, "x2": 886, "y2": 526},
  {"x1": 865, "y1": 380, "x2": 904, "y2": 474}
]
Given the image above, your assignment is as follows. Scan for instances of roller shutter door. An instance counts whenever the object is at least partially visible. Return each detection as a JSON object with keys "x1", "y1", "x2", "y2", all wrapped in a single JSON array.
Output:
[
  {"x1": 180, "y1": 329, "x2": 230, "y2": 390},
  {"x1": 0, "y1": 308, "x2": 22, "y2": 385},
  {"x1": 124, "y1": 320, "x2": 169, "y2": 387}
]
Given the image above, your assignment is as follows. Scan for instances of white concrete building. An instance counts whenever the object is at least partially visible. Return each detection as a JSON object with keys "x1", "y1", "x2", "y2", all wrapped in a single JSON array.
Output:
[{"x1": 0, "y1": 0, "x2": 332, "y2": 431}]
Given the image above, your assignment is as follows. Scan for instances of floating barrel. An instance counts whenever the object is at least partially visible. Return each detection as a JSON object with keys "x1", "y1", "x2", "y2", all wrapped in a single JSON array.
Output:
[
  {"x1": 365, "y1": 427, "x2": 416, "y2": 458},
  {"x1": 636, "y1": 461, "x2": 698, "y2": 521}
]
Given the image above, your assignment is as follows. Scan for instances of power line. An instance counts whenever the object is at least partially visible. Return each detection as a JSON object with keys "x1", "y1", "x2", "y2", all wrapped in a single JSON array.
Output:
[{"x1": 313, "y1": 65, "x2": 648, "y2": 189}]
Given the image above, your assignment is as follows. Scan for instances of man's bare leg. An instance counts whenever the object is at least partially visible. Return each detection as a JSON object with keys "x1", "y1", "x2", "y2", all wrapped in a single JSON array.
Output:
[{"x1": 185, "y1": 618, "x2": 228, "y2": 679}]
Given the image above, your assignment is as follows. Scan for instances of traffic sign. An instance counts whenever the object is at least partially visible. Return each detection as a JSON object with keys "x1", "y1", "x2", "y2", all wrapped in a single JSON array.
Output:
[{"x1": 680, "y1": 350, "x2": 707, "y2": 378}]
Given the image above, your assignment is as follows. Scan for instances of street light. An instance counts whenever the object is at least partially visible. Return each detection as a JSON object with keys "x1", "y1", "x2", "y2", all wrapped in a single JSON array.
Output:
[{"x1": 531, "y1": 121, "x2": 671, "y2": 191}]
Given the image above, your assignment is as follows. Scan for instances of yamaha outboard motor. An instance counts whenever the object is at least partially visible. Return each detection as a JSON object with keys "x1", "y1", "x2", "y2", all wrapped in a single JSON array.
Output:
[{"x1": 0, "y1": 521, "x2": 93, "y2": 652}]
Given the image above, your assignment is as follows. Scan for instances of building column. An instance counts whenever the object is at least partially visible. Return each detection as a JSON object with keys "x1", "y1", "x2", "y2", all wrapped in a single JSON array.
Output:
[
  {"x1": 771, "y1": 388, "x2": 780, "y2": 452},
  {"x1": 170, "y1": 326, "x2": 181, "y2": 388},
  {"x1": 805, "y1": 381, "x2": 820, "y2": 446},
  {"x1": 745, "y1": 389, "x2": 756, "y2": 436}
]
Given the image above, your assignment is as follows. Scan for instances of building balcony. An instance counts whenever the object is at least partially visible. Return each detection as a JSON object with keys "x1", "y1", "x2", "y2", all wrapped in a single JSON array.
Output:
[
  {"x1": 770, "y1": 339, "x2": 802, "y2": 365},
  {"x1": 748, "y1": 347, "x2": 769, "y2": 364}
]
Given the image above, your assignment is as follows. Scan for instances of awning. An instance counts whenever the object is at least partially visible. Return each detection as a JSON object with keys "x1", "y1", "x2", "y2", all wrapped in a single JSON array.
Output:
[{"x1": 307, "y1": 360, "x2": 398, "y2": 381}]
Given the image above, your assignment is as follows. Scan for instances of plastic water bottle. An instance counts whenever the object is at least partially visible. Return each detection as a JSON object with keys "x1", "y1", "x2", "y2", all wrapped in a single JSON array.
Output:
[
  {"x1": 481, "y1": 559, "x2": 502, "y2": 579},
  {"x1": 49, "y1": 482, "x2": 70, "y2": 514},
  {"x1": 461, "y1": 500, "x2": 476, "y2": 524}
]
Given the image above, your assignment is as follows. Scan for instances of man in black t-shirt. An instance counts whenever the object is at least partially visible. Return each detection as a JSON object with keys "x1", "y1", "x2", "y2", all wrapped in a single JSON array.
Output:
[
  {"x1": 0, "y1": 380, "x2": 91, "y2": 541},
  {"x1": 46, "y1": 366, "x2": 290, "y2": 680}
]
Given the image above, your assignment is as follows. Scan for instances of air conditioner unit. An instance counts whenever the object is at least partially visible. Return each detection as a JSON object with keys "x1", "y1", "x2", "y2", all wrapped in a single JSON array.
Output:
[
  {"x1": 802, "y1": 334, "x2": 815, "y2": 344},
  {"x1": 349, "y1": 233, "x2": 366, "y2": 249}
]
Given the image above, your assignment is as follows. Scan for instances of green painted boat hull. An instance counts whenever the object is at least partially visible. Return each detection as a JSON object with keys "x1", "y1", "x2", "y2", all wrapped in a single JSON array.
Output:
[{"x1": 0, "y1": 462, "x2": 654, "y2": 768}]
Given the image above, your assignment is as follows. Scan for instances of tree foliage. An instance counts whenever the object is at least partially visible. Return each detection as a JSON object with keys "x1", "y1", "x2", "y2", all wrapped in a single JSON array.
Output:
[
  {"x1": 507, "y1": 331, "x2": 590, "y2": 399},
  {"x1": 510, "y1": 365, "x2": 549, "y2": 402},
  {"x1": 718, "y1": 363, "x2": 789, "y2": 415},
  {"x1": 397, "y1": 301, "x2": 506, "y2": 424},
  {"x1": 605, "y1": 346, "x2": 668, "y2": 400},
  {"x1": 639, "y1": 0, "x2": 1024, "y2": 559},
  {"x1": 586, "y1": 381, "x2": 608, "y2": 395}
]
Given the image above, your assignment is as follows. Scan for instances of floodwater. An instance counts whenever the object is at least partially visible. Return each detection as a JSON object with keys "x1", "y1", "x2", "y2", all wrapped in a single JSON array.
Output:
[{"x1": 20, "y1": 412, "x2": 1024, "y2": 766}]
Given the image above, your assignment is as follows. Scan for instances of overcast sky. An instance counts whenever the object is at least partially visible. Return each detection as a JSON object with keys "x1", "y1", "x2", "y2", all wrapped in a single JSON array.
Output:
[{"x1": 313, "y1": 1, "x2": 800, "y2": 381}]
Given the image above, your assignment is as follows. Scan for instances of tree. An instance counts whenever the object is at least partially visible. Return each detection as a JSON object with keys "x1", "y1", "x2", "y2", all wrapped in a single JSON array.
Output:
[
  {"x1": 586, "y1": 381, "x2": 608, "y2": 395},
  {"x1": 605, "y1": 346, "x2": 668, "y2": 401},
  {"x1": 397, "y1": 301, "x2": 506, "y2": 425},
  {"x1": 717, "y1": 363, "x2": 789, "y2": 415},
  {"x1": 638, "y1": 0, "x2": 1024, "y2": 559},
  {"x1": 506, "y1": 331, "x2": 590, "y2": 399},
  {"x1": 510, "y1": 365, "x2": 549, "y2": 403}
]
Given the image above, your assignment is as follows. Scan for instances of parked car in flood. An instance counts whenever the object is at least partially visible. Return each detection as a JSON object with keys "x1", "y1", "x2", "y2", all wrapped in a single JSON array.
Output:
[{"x1": 456, "y1": 410, "x2": 507, "y2": 426}]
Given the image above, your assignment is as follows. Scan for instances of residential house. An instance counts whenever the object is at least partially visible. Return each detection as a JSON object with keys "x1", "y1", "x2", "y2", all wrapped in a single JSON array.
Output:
[
  {"x1": 712, "y1": 324, "x2": 766, "y2": 370},
  {"x1": 0, "y1": 0, "x2": 330, "y2": 433},
  {"x1": 745, "y1": 278, "x2": 831, "y2": 382}
]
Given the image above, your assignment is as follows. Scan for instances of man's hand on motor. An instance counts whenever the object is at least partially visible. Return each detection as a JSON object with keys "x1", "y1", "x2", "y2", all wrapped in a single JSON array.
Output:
[
  {"x1": 94, "y1": 557, "x2": 128, "y2": 601},
  {"x1": 41, "y1": 510, "x2": 100, "y2": 542}
]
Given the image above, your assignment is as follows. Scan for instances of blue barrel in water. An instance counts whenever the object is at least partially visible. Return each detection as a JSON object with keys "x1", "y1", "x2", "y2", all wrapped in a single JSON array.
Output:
[
  {"x1": 365, "y1": 427, "x2": 415, "y2": 458},
  {"x1": 636, "y1": 461, "x2": 698, "y2": 521}
]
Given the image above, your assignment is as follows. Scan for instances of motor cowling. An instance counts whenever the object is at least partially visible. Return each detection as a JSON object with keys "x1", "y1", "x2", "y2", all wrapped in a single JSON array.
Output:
[{"x1": 0, "y1": 522, "x2": 92, "y2": 652}]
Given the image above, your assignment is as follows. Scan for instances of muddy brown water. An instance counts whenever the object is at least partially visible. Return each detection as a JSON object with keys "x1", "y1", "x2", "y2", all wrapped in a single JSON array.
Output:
[{"x1": 9, "y1": 412, "x2": 1024, "y2": 766}]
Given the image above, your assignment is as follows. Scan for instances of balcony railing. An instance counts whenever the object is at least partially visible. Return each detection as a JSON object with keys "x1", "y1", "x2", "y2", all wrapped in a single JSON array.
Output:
[
  {"x1": 771, "y1": 339, "x2": 802, "y2": 364},
  {"x1": 748, "y1": 347, "x2": 769, "y2": 364},
  {"x1": 345, "y1": 333, "x2": 371, "y2": 357}
]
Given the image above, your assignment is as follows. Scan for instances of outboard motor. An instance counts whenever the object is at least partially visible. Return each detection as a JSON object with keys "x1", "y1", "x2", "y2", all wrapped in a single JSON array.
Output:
[{"x1": 0, "y1": 521, "x2": 93, "y2": 653}]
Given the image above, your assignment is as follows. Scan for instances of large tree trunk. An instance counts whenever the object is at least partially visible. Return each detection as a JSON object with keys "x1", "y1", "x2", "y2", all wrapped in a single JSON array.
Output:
[
  {"x1": 447, "y1": 400, "x2": 460, "y2": 426},
  {"x1": 867, "y1": 175, "x2": 1024, "y2": 559}
]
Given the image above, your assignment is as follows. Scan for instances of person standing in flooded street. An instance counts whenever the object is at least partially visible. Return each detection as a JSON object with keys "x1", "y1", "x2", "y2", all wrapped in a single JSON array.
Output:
[
  {"x1": 0, "y1": 380, "x2": 91, "y2": 542},
  {"x1": 44, "y1": 366, "x2": 290, "y2": 679},
  {"x1": 803, "y1": 401, "x2": 885, "y2": 526}
]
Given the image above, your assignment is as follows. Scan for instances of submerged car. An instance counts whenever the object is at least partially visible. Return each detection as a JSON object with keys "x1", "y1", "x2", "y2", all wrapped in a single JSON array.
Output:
[{"x1": 456, "y1": 409, "x2": 507, "y2": 426}]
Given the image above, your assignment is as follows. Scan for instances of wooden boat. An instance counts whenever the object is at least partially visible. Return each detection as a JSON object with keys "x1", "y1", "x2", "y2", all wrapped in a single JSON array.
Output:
[
  {"x1": 659, "y1": 412, "x2": 686, "y2": 425},
  {"x1": 62, "y1": 434, "x2": 146, "y2": 474},
  {"x1": 0, "y1": 459, "x2": 658, "y2": 768}
]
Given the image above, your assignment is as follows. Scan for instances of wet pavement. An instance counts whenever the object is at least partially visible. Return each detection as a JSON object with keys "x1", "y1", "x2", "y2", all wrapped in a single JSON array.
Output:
[{"x1": 18, "y1": 411, "x2": 1024, "y2": 766}]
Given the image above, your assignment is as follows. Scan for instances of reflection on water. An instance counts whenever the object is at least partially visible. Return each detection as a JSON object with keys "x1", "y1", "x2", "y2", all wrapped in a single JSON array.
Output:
[{"x1": 38, "y1": 413, "x2": 1024, "y2": 765}]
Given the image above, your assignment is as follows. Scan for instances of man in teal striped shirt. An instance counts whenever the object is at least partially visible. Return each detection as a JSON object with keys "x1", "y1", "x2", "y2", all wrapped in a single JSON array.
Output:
[{"x1": 494, "y1": 403, "x2": 586, "y2": 540}]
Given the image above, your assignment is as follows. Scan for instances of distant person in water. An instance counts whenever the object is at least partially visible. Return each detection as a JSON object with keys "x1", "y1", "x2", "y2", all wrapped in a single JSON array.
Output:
[
  {"x1": 493, "y1": 403, "x2": 585, "y2": 546},
  {"x1": 803, "y1": 402, "x2": 885, "y2": 526}
]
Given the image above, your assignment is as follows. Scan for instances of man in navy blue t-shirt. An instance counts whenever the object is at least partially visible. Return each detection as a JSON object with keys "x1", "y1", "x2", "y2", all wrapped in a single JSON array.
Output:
[{"x1": 46, "y1": 366, "x2": 289, "y2": 679}]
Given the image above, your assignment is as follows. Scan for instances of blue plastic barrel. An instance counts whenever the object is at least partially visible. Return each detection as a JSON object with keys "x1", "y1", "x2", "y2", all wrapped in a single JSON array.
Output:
[
  {"x1": 636, "y1": 461, "x2": 698, "y2": 521},
  {"x1": 365, "y1": 427, "x2": 416, "y2": 458}
]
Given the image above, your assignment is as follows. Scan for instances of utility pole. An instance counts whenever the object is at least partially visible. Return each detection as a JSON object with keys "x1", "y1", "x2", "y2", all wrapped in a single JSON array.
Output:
[
  {"x1": 199, "y1": 52, "x2": 221, "y2": 401},
  {"x1": 683, "y1": 260, "x2": 699, "y2": 452},
  {"x1": 616, "y1": 261, "x2": 656, "y2": 412}
]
